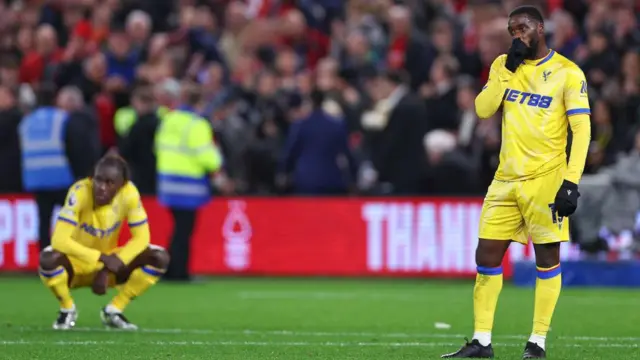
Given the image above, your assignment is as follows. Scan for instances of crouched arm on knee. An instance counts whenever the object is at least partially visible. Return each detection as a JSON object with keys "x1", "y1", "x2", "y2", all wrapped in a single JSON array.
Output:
[
  {"x1": 117, "y1": 222, "x2": 151, "y2": 265},
  {"x1": 51, "y1": 221, "x2": 101, "y2": 264}
]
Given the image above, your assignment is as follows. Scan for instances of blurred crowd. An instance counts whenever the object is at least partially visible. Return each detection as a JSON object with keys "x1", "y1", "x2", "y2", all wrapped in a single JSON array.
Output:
[{"x1": 0, "y1": 0, "x2": 639, "y2": 251}]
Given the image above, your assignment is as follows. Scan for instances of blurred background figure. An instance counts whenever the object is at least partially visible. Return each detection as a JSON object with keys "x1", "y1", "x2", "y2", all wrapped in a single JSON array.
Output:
[
  {"x1": 19, "y1": 84, "x2": 99, "y2": 250},
  {"x1": 0, "y1": 85, "x2": 23, "y2": 194},
  {"x1": 278, "y1": 89, "x2": 357, "y2": 195},
  {"x1": 360, "y1": 70, "x2": 428, "y2": 195},
  {"x1": 119, "y1": 86, "x2": 159, "y2": 195},
  {"x1": 155, "y1": 84, "x2": 223, "y2": 282}
]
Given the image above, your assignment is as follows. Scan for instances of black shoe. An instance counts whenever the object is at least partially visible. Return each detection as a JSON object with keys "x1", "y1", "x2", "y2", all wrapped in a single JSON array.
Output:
[
  {"x1": 522, "y1": 341, "x2": 546, "y2": 359},
  {"x1": 441, "y1": 338, "x2": 494, "y2": 358}
]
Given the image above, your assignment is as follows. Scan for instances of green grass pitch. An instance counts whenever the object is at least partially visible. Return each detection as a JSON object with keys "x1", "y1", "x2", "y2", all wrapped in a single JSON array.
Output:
[{"x1": 0, "y1": 277, "x2": 638, "y2": 359}]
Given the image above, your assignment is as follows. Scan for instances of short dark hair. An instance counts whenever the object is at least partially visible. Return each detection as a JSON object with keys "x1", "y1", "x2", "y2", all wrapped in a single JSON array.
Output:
[
  {"x1": 132, "y1": 86, "x2": 154, "y2": 105},
  {"x1": 36, "y1": 83, "x2": 58, "y2": 107},
  {"x1": 96, "y1": 154, "x2": 131, "y2": 184},
  {"x1": 181, "y1": 82, "x2": 202, "y2": 107},
  {"x1": 509, "y1": 5, "x2": 544, "y2": 24}
]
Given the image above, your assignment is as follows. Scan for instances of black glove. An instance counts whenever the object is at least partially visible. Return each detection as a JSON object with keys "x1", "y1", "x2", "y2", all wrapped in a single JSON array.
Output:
[
  {"x1": 554, "y1": 180, "x2": 580, "y2": 217},
  {"x1": 505, "y1": 38, "x2": 528, "y2": 73}
]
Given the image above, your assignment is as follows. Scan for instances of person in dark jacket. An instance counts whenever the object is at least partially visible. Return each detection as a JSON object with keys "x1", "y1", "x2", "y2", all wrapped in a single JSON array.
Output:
[
  {"x1": 120, "y1": 87, "x2": 159, "y2": 195},
  {"x1": 362, "y1": 70, "x2": 429, "y2": 195},
  {"x1": 279, "y1": 89, "x2": 357, "y2": 195},
  {"x1": 0, "y1": 85, "x2": 23, "y2": 193}
]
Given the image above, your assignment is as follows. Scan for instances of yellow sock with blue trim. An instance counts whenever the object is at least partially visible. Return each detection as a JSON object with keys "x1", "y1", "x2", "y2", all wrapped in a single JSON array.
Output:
[
  {"x1": 109, "y1": 266, "x2": 164, "y2": 313},
  {"x1": 473, "y1": 266, "x2": 503, "y2": 346},
  {"x1": 39, "y1": 266, "x2": 74, "y2": 310},
  {"x1": 530, "y1": 264, "x2": 562, "y2": 350}
]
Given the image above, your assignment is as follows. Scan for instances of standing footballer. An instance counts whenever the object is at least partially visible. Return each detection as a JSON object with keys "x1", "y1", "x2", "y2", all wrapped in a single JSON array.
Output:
[{"x1": 442, "y1": 6, "x2": 590, "y2": 359}]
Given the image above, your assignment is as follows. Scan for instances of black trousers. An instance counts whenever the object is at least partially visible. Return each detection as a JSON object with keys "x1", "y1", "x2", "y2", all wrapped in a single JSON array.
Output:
[
  {"x1": 165, "y1": 208, "x2": 197, "y2": 281},
  {"x1": 34, "y1": 190, "x2": 68, "y2": 251}
]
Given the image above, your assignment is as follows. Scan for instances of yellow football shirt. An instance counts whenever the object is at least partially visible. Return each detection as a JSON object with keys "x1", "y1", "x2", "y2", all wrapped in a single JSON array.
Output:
[
  {"x1": 52, "y1": 178, "x2": 150, "y2": 265},
  {"x1": 477, "y1": 50, "x2": 591, "y2": 182}
]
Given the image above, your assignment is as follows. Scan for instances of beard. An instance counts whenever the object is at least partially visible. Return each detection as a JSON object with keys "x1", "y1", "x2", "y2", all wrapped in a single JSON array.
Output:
[{"x1": 525, "y1": 38, "x2": 539, "y2": 59}]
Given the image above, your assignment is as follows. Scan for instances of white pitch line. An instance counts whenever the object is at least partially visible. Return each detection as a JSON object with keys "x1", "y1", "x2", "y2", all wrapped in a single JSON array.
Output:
[
  {"x1": 13, "y1": 326, "x2": 640, "y2": 342},
  {"x1": 237, "y1": 291, "x2": 640, "y2": 306},
  {"x1": 0, "y1": 340, "x2": 638, "y2": 348}
]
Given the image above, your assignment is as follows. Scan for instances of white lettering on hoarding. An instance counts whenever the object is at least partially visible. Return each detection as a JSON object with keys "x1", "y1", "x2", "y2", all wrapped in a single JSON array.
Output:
[
  {"x1": 15, "y1": 200, "x2": 38, "y2": 266},
  {"x1": 386, "y1": 203, "x2": 413, "y2": 271},
  {"x1": 0, "y1": 199, "x2": 52, "y2": 267},
  {"x1": 415, "y1": 203, "x2": 437, "y2": 271},
  {"x1": 364, "y1": 201, "x2": 581, "y2": 273},
  {"x1": 363, "y1": 201, "x2": 482, "y2": 273},
  {"x1": 0, "y1": 200, "x2": 13, "y2": 266},
  {"x1": 362, "y1": 203, "x2": 385, "y2": 271}
]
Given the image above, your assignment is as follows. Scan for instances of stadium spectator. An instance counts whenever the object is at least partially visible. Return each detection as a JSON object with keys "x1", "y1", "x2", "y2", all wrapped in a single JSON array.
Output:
[
  {"x1": 422, "y1": 129, "x2": 478, "y2": 195},
  {"x1": 422, "y1": 54, "x2": 460, "y2": 133},
  {"x1": 361, "y1": 70, "x2": 428, "y2": 195},
  {"x1": 0, "y1": 85, "x2": 23, "y2": 193},
  {"x1": 19, "y1": 24, "x2": 63, "y2": 85},
  {"x1": 279, "y1": 89, "x2": 357, "y2": 195},
  {"x1": 385, "y1": 5, "x2": 432, "y2": 90},
  {"x1": 119, "y1": 86, "x2": 159, "y2": 195}
]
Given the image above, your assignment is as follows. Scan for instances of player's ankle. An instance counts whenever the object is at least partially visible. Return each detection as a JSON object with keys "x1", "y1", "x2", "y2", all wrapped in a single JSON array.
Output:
[
  {"x1": 105, "y1": 304, "x2": 123, "y2": 314},
  {"x1": 60, "y1": 304, "x2": 76, "y2": 313},
  {"x1": 529, "y1": 333, "x2": 546, "y2": 350},
  {"x1": 472, "y1": 331, "x2": 492, "y2": 346}
]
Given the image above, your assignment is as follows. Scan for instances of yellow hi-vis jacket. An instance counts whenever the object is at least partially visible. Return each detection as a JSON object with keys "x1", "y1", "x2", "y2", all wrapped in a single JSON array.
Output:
[{"x1": 155, "y1": 110, "x2": 222, "y2": 209}]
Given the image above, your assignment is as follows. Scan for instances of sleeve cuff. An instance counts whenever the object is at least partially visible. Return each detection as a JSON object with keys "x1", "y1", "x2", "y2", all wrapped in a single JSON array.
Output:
[
  {"x1": 57, "y1": 216, "x2": 78, "y2": 226},
  {"x1": 128, "y1": 219, "x2": 148, "y2": 227},
  {"x1": 566, "y1": 108, "x2": 591, "y2": 116}
]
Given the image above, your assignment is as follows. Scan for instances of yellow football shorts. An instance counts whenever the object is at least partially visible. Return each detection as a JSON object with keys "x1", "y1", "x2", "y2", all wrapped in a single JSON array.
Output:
[
  {"x1": 65, "y1": 247, "x2": 122, "y2": 289},
  {"x1": 42, "y1": 244, "x2": 163, "y2": 288},
  {"x1": 478, "y1": 169, "x2": 570, "y2": 245}
]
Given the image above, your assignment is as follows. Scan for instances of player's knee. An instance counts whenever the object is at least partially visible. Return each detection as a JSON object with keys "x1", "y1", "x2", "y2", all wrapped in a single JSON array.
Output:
[
  {"x1": 39, "y1": 250, "x2": 63, "y2": 270},
  {"x1": 149, "y1": 249, "x2": 170, "y2": 270},
  {"x1": 476, "y1": 239, "x2": 509, "y2": 268},
  {"x1": 533, "y1": 243, "x2": 560, "y2": 268}
]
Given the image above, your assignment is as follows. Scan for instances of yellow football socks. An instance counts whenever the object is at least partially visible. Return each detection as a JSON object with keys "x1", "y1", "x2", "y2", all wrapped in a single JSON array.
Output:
[
  {"x1": 472, "y1": 266, "x2": 504, "y2": 346},
  {"x1": 39, "y1": 266, "x2": 74, "y2": 310},
  {"x1": 109, "y1": 266, "x2": 164, "y2": 312},
  {"x1": 529, "y1": 264, "x2": 562, "y2": 350}
]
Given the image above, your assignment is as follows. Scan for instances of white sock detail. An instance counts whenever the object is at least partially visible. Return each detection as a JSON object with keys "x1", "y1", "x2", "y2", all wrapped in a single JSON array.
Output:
[
  {"x1": 105, "y1": 305, "x2": 122, "y2": 314},
  {"x1": 60, "y1": 304, "x2": 75, "y2": 313},
  {"x1": 473, "y1": 332, "x2": 491, "y2": 346},
  {"x1": 529, "y1": 334, "x2": 546, "y2": 350}
]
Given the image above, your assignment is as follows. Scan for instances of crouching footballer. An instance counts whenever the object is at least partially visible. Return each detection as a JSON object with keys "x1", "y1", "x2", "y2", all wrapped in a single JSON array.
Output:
[{"x1": 39, "y1": 154, "x2": 170, "y2": 330}]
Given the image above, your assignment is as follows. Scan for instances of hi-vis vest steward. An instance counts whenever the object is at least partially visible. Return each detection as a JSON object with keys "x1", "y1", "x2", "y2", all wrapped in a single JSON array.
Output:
[
  {"x1": 19, "y1": 107, "x2": 74, "y2": 191},
  {"x1": 155, "y1": 110, "x2": 222, "y2": 209}
]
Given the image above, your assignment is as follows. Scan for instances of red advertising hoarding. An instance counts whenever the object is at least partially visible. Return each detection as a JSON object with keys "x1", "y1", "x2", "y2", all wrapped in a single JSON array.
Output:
[{"x1": 0, "y1": 196, "x2": 582, "y2": 277}]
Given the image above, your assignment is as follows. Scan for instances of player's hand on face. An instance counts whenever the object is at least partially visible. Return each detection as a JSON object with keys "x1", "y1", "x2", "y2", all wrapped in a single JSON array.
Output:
[
  {"x1": 554, "y1": 180, "x2": 580, "y2": 217},
  {"x1": 99, "y1": 254, "x2": 125, "y2": 273},
  {"x1": 505, "y1": 38, "x2": 528, "y2": 73},
  {"x1": 92, "y1": 268, "x2": 109, "y2": 295}
]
